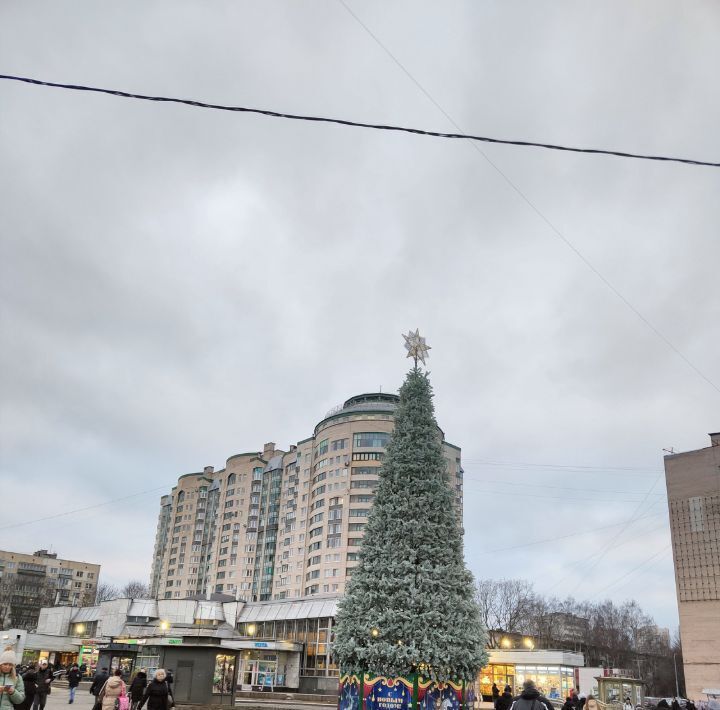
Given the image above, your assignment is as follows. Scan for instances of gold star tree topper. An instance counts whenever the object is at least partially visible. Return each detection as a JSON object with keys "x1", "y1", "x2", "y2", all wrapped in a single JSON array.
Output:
[{"x1": 403, "y1": 329, "x2": 431, "y2": 367}]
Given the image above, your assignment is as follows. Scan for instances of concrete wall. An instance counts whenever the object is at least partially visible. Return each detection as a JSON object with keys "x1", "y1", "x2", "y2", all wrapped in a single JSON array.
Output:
[
  {"x1": 664, "y1": 438, "x2": 720, "y2": 701},
  {"x1": 98, "y1": 599, "x2": 132, "y2": 637},
  {"x1": 678, "y1": 599, "x2": 720, "y2": 700},
  {"x1": 299, "y1": 674, "x2": 338, "y2": 695},
  {"x1": 161, "y1": 647, "x2": 219, "y2": 705},
  {"x1": 37, "y1": 606, "x2": 74, "y2": 635}
]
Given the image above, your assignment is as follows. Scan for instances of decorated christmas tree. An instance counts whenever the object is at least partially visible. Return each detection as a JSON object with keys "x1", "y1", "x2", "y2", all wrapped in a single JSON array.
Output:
[{"x1": 334, "y1": 331, "x2": 487, "y2": 688}]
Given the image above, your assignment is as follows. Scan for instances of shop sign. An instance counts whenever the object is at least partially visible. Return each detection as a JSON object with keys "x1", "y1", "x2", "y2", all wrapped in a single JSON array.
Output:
[
  {"x1": 166, "y1": 638, "x2": 183, "y2": 645},
  {"x1": 253, "y1": 642, "x2": 268, "y2": 648}
]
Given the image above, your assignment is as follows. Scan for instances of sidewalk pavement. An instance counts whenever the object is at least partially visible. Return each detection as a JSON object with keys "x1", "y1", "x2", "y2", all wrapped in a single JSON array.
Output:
[{"x1": 42, "y1": 687, "x2": 95, "y2": 710}]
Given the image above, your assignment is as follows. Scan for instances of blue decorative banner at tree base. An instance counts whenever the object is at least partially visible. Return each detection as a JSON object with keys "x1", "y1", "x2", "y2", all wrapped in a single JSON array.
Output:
[{"x1": 338, "y1": 673, "x2": 467, "y2": 710}]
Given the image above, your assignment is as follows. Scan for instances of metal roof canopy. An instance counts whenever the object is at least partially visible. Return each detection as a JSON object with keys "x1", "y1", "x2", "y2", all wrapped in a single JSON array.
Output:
[{"x1": 237, "y1": 598, "x2": 339, "y2": 623}]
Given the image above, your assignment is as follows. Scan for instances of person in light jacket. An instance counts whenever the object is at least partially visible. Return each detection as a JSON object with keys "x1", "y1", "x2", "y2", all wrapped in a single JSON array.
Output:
[
  {"x1": 0, "y1": 646, "x2": 26, "y2": 710},
  {"x1": 99, "y1": 671, "x2": 126, "y2": 710}
]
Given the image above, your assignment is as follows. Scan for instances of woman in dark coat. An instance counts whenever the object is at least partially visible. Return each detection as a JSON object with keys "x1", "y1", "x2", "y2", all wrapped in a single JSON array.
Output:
[
  {"x1": 16, "y1": 666, "x2": 37, "y2": 710},
  {"x1": 139, "y1": 670, "x2": 172, "y2": 710},
  {"x1": 492, "y1": 684, "x2": 501, "y2": 707},
  {"x1": 129, "y1": 671, "x2": 147, "y2": 710}
]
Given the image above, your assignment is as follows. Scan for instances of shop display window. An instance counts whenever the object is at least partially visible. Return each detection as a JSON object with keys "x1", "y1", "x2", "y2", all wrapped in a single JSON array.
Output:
[
  {"x1": 213, "y1": 654, "x2": 235, "y2": 694},
  {"x1": 515, "y1": 666, "x2": 574, "y2": 700},
  {"x1": 135, "y1": 647, "x2": 161, "y2": 679}
]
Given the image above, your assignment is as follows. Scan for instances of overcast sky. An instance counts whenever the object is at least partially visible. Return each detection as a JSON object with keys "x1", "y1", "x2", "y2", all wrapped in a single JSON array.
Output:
[{"x1": 1, "y1": 1, "x2": 718, "y2": 633}]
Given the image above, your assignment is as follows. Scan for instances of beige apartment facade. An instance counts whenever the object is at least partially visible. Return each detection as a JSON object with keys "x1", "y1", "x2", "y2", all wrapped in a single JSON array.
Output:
[
  {"x1": 0, "y1": 549, "x2": 100, "y2": 630},
  {"x1": 150, "y1": 392, "x2": 464, "y2": 604},
  {"x1": 664, "y1": 433, "x2": 720, "y2": 700}
]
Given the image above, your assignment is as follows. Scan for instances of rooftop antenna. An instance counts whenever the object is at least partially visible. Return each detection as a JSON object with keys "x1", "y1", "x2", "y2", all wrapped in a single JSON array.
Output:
[{"x1": 662, "y1": 447, "x2": 675, "y2": 455}]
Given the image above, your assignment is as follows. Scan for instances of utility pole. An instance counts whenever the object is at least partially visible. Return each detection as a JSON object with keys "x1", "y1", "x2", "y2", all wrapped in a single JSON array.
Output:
[{"x1": 673, "y1": 653, "x2": 680, "y2": 697}]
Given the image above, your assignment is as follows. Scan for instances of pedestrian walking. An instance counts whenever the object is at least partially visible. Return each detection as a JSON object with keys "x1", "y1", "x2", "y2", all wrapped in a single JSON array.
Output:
[
  {"x1": 138, "y1": 670, "x2": 173, "y2": 710},
  {"x1": 67, "y1": 665, "x2": 81, "y2": 705},
  {"x1": 17, "y1": 665, "x2": 36, "y2": 710},
  {"x1": 0, "y1": 646, "x2": 26, "y2": 710},
  {"x1": 31, "y1": 661, "x2": 52, "y2": 710},
  {"x1": 497, "y1": 686, "x2": 514, "y2": 710},
  {"x1": 98, "y1": 670, "x2": 126, "y2": 710},
  {"x1": 509, "y1": 680, "x2": 554, "y2": 710},
  {"x1": 585, "y1": 695, "x2": 599, "y2": 710},
  {"x1": 163, "y1": 671, "x2": 173, "y2": 692},
  {"x1": 493, "y1": 683, "x2": 501, "y2": 707},
  {"x1": 90, "y1": 668, "x2": 109, "y2": 701},
  {"x1": 129, "y1": 671, "x2": 147, "y2": 710},
  {"x1": 672, "y1": 699, "x2": 682, "y2": 710},
  {"x1": 563, "y1": 697, "x2": 575, "y2": 710},
  {"x1": 623, "y1": 697, "x2": 634, "y2": 710}
]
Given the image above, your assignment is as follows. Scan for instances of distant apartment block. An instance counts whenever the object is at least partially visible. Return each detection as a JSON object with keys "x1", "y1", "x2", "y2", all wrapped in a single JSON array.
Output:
[
  {"x1": 0, "y1": 549, "x2": 100, "y2": 630},
  {"x1": 664, "y1": 433, "x2": 720, "y2": 700},
  {"x1": 150, "y1": 392, "x2": 464, "y2": 602}
]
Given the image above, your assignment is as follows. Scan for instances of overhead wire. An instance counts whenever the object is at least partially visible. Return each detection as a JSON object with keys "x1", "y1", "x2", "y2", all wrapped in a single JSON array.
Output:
[
  {"x1": 590, "y1": 544, "x2": 672, "y2": 598},
  {"x1": 335, "y1": 1, "x2": 720, "y2": 397},
  {"x1": 481, "y1": 509, "x2": 663, "y2": 553},
  {"x1": 0, "y1": 483, "x2": 171, "y2": 531},
  {"x1": 1, "y1": 73, "x2": 718, "y2": 168},
  {"x1": 564, "y1": 474, "x2": 664, "y2": 595}
]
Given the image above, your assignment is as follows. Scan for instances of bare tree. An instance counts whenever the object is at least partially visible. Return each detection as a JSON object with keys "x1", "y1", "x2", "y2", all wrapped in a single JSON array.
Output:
[
  {"x1": 475, "y1": 579, "x2": 535, "y2": 647},
  {"x1": 121, "y1": 580, "x2": 151, "y2": 598},
  {"x1": 95, "y1": 582, "x2": 121, "y2": 603},
  {"x1": 0, "y1": 574, "x2": 56, "y2": 630}
]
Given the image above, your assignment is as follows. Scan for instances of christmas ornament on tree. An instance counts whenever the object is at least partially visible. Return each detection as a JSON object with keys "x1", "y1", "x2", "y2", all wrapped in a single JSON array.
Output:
[{"x1": 334, "y1": 331, "x2": 487, "y2": 688}]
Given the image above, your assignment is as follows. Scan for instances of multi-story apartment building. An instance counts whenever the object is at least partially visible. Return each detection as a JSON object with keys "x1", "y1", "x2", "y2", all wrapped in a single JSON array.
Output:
[
  {"x1": 0, "y1": 549, "x2": 100, "y2": 630},
  {"x1": 664, "y1": 432, "x2": 720, "y2": 700},
  {"x1": 150, "y1": 392, "x2": 464, "y2": 602}
]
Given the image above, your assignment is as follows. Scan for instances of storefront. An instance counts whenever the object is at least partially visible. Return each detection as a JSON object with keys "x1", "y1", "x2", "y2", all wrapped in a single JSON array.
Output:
[{"x1": 479, "y1": 649, "x2": 585, "y2": 700}]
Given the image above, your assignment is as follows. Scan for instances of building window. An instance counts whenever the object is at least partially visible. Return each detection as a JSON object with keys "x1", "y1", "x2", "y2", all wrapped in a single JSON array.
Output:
[
  {"x1": 353, "y1": 432, "x2": 391, "y2": 448},
  {"x1": 351, "y1": 452, "x2": 383, "y2": 462},
  {"x1": 349, "y1": 509, "x2": 370, "y2": 517},
  {"x1": 331, "y1": 439, "x2": 348, "y2": 451}
]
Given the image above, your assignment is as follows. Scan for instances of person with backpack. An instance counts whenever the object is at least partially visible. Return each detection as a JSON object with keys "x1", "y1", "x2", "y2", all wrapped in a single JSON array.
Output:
[
  {"x1": 138, "y1": 670, "x2": 173, "y2": 710},
  {"x1": 66, "y1": 665, "x2": 81, "y2": 705},
  {"x1": 509, "y1": 679, "x2": 554, "y2": 710},
  {"x1": 90, "y1": 668, "x2": 109, "y2": 700},
  {"x1": 99, "y1": 670, "x2": 126, "y2": 710}
]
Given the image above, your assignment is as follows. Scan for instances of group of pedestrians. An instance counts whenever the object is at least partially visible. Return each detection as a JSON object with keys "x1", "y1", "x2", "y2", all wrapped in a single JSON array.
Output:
[
  {"x1": 488, "y1": 679, "x2": 603, "y2": 710},
  {"x1": 0, "y1": 648, "x2": 56, "y2": 710},
  {"x1": 89, "y1": 667, "x2": 174, "y2": 710}
]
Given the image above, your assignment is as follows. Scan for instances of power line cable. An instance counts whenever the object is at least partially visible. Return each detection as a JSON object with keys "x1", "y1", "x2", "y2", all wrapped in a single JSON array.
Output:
[
  {"x1": 590, "y1": 544, "x2": 672, "y2": 598},
  {"x1": 541, "y1": 495, "x2": 666, "y2": 594},
  {"x1": 336, "y1": 1, "x2": 720, "y2": 397},
  {"x1": 565, "y1": 474, "x2": 664, "y2": 594},
  {"x1": 462, "y1": 476, "x2": 666, "y2": 498},
  {"x1": 482, "y1": 509, "x2": 661, "y2": 553},
  {"x1": 468, "y1": 484, "x2": 661, "y2": 504},
  {"x1": 463, "y1": 458, "x2": 661, "y2": 473},
  {"x1": 0, "y1": 484, "x2": 170, "y2": 531},
  {"x1": 1, "y1": 73, "x2": 718, "y2": 168}
]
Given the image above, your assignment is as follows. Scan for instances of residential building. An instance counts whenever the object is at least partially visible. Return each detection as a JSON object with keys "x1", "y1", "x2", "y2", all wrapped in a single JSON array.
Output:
[
  {"x1": 150, "y1": 392, "x2": 464, "y2": 603},
  {"x1": 0, "y1": 549, "x2": 100, "y2": 630},
  {"x1": 664, "y1": 432, "x2": 720, "y2": 700}
]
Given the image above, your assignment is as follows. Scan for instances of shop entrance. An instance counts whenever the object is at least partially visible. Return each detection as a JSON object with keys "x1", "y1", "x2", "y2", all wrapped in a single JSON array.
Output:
[{"x1": 240, "y1": 658, "x2": 277, "y2": 689}]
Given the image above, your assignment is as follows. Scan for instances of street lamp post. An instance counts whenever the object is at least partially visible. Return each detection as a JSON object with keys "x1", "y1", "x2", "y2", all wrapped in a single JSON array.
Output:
[{"x1": 673, "y1": 654, "x2": 680, "y2": 698}]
